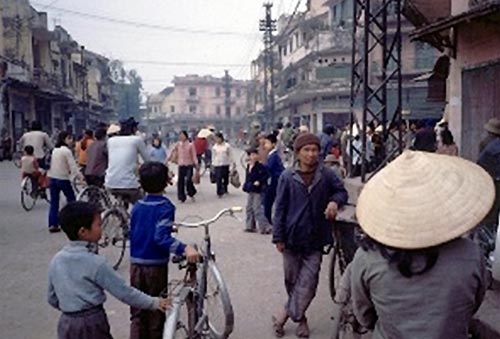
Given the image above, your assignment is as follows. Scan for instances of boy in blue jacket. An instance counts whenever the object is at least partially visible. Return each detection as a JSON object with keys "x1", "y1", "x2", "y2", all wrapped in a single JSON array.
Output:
[
  {"x1": 263, "y1": 133, "x2": 285, "y2": 224},
  {"x1": 243, "y1": 147, "x2": 271, "y2": 234},
  {"x1": 129, "y1": 162, "x2": 198, "y2": 339}
]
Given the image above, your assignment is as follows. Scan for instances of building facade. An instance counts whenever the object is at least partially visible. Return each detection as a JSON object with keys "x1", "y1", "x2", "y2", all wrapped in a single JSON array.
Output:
[
  {"x1": 406, "y1": 0, "x2": 500, "y2": 161},
  {"x1": 146, "y1": 74, "x2": 251, "y2": 139},
  {"x1": 0, "y1": 0, "x2": 117, "y2": 143}
]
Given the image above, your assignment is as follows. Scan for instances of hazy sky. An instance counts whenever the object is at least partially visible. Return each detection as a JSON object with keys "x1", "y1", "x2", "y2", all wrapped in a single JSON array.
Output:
[{"x1": 32, "y1": 0, "x2": 307, "y2": 94}]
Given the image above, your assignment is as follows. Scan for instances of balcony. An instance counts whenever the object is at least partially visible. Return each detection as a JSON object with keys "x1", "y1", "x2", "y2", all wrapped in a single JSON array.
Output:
[
  {"x1": 32, "y1": 68, "x2": 62, "y2": 92},
  {"x1": 186, "y1": 95, "x2": 200, "y2": 103}
]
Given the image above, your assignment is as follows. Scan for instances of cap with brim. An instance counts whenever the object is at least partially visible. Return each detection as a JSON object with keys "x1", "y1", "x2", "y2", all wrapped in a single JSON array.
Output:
[
  {"x1": 107, "y1": 124, "x2": 121, "y2": 135},
  {"x1": 356, "y1": 151, "x2": 495, "y2": 249},
  {"x1": 485, "y1": 118, "x2": 500, "y2": 135}
]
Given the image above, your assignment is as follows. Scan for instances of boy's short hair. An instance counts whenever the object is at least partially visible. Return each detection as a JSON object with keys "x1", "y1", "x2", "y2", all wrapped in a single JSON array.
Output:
[
  {"x1": 59, "y1": 201, "x2": 99, "y2": 241},
  {"x1": 139, "y1": 162, "x2": 168, "y2": 193},
  {"x1": 246, "y1": 147, "x2": 259, "y2": 155},
  {"x1": 265, "y1": 133, "x2": 278, "y2": 145},
  {"x1": 24, "y1": 145, "x2": 34, "y2": 155}
]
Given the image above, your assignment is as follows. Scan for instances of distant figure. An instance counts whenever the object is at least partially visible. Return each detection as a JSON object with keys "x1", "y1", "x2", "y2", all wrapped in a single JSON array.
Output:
[
  {"x1": 75, "y1": 130, "x2": 94, "y2": 174},
  {"x1": 263, "y1": 134, "x2": 285, "y2": 225},
  {"x1": 436, "y1": 129, "x2": 458, "y2": 156},
  {"x1": 413, "y1": 120, "x2": 437, "y2": 152},
  {"x1": 19, "y1": 121, "x2": 53, "y2": 169},
  {"x1": 148, "y1": 136, "x2": 167, "y2": 163},
  {"x1": 212, "y1": 132, "x2": 232, "y2": 198}
]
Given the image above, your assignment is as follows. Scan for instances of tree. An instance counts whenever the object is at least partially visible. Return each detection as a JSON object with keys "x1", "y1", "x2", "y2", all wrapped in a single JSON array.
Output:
[{"x1": 109, "y1": 60, "x2": 142, "y2": 121}]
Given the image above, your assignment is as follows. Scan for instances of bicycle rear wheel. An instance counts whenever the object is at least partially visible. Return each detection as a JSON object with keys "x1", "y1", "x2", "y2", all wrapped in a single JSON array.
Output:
[
  {"x1": 99, "y1": 208, "x2": 127, "y2": 270},
  {"x1": 164, "y1": 289, "x2": 197, "y2": 339},
  {"x1": 77, "y1": 186, "x2": 111, "y2": 211},
  {"x1": 21, "y1": 177, "x2": 37, "y2": 211},
  {"x1": 203, "y1": 260, "x2": 234, "y2": 339}
]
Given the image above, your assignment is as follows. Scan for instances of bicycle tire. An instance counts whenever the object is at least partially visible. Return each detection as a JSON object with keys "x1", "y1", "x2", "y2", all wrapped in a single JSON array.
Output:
[
  {"x1": 99, "y1": 208, "x2": 127, "y2": 270},
  {"x1": 164, "y1": 291, "x2": 197, "y2": 339},
  {"x1": 203, "y1": 260, "x2": 234, "y2": 339},
  {"x1": 77, "y1": 186, "x2": 111, "y2": 211},
  {"x1": 328, "y1": 245, "x2": 347, "y2": 302},
  {"x1": 21, "y1": 177, "x2": 37, "y2": 211}
]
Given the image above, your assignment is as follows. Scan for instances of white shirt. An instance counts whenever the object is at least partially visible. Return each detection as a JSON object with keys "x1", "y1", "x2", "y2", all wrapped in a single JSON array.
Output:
[
  {"x1": 212, "y1": 142, "x2": 232, "y2": 167},
  {"x1": 20, "y1": 131, "x2": 53, "y2": 158},
  {"x1": 48, "y1": 146, "x2": 80, "y2": 180},
  {"x1": 105, "y1": 135, "x2": 150, "y2": 189}
]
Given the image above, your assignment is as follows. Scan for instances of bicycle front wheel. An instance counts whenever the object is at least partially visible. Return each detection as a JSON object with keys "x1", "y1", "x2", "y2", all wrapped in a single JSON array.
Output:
[
  {"x1": 21, "y1": 177, "x2": 37, "y2": 211},
  {"x1": 203, "y1": 260, "x2": 234, "y2": 339},
  {"x1": 99, "y1": 208, "x2": 127, "y2": 270},
  {"x1": 329, "y1": 245, "x2": 347, "y2": 302},
  {"x1": 164, "y1": 293, "x2": 197, "y2": 339}
]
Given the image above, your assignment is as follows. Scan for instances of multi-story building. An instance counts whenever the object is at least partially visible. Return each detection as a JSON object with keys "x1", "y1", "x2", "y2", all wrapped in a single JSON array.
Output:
[
  {"x1": 250, "y1": 0, "x2": 442, "y2": 134},
  {"x1": 146, "y1": 74, "x2": 251, "y2": 138},
  {"x1": 405, "y1": 0, "x2": 500, "y2": 161},
  {"x1": 0, "y1": 0, "x2": 117, "y2": 142}
]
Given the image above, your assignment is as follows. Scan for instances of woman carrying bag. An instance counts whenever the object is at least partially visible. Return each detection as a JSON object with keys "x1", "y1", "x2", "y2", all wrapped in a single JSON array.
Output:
[
  {"x1": 168, "y1": 131, "x2": 198, "y2": 203},
  {"x1": 212, "y1": 132, "x2": 233, "y2": 198}
]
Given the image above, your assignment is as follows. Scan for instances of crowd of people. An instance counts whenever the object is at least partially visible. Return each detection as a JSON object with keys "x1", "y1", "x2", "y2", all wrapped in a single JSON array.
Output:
[{"x1": 8, "y1": 115, "x2": 500, "y2": 338}]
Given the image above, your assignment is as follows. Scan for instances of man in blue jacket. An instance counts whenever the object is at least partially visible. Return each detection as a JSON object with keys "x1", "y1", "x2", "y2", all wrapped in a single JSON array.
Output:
[
  {"x1": 271, "y1": 133, "x2": 348, "y2": 338},
  {"x1": 264, "y1": 133, "x2": 285, "y2": 224}
]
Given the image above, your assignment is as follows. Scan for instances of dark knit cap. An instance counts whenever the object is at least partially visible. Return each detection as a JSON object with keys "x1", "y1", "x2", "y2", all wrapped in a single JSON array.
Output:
[{"x1": 294, "y1": 133, "x2": 320, "y2": 152}]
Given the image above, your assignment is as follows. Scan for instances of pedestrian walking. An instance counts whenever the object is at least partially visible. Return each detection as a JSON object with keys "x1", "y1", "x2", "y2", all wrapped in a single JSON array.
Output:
[
  {"x1": 75, "y1": 130, "x2": 94, "y2": 174},
  {"x1": 48, "y1": 201, "x2": 170, "y2": 339},
  {"x1": 212, "y1": 132, "x2": 232, "y2": 198},
  {"x1": 243, "y1": 147, "x2": 270, "y2": 234},
  {"x1": 47, "y1": 131, "x2": 83, "y2": 233},
  {"x1": 84, "y1": 128, "x2": 107, "y2": 188},
  {"x1": 169, "y1": 131, "x2": 198, "y2": 203},
  {"x1": 148, "y1": 136, "x2": 167, "y2": 163},
  {"x1": 271, "y1": 133, "x2": 348, "y2": 338},
  {"x1": 350, "y1": 151, "x2": 492, "y2": 339},
  {"x1": 129, "y1": 162, "x2": 199, "y2": 339},
  {"x1": 263, "y1": 133, "x2": 285, "y2": 224}
]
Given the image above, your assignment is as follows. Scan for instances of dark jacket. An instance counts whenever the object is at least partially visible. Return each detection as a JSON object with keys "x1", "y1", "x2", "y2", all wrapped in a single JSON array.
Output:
[
  {"x1": 478, "y1": 137, "x2": 500, "y2": 180},
  {"x1": 266, "y1": 150, "x2": 285, "y2": 189},
  {"x1": 85, "y1": 139, "x2": 107, "y2": 176},
  {"x1": 272, "y1": 164, "x2": 348, "y2": 253},
  {"x1": 243, "y1": 161, "x2": 269, "y2": 193}
]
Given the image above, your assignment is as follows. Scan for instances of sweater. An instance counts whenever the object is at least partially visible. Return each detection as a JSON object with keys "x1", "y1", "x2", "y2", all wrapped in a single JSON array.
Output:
[
  {"x1": 265, "y1": 149, "x2": 284, "y2": 189},
  {"x1": 48, "y1": 146, "x2": 80, "y2": 180},
  {"x1": 105, "y1": 135, "x2": 150, "y2": 189},
  {"x1": 212, "y1": 142, "x2": 232, "y2": 167},
  {"x1": 19, "y1": 131, "x2": 53, "y2": 158},
  {"x1": 130, "y1": 195, "x2": 186, "y2": 265},
  {"x1": 148, "y1": 145, "x2": 167, "y2": 163},
  {"x1": 243, "y1": 161, "x2": 269, "y2": 193},
  {"x1": 48, "y1": 241, "x2": 159, "y2": 313},
  {"x1": 350, "y1": 238, "x2": 486, "y2": 339},
  {"x1": 273, "y1": 164, "x2": 348, "y2": 253}
]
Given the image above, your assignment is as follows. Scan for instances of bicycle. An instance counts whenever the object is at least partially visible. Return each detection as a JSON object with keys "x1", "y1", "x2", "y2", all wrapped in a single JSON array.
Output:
[
  {"x1": 328, "y1": 205, "x2": 368, "y2": 339},
  {"x1": 76, "y1": 184, "x2": 112, "y2": 213},
  {"x1": 98, "y1": 193, "x2": 132, "y2": 270},
  {"x1": 163, "y1": 207, "x2": 242, "y2": 339},
  {"x1": 20, "y1": 175, "x2": 49, "y2": 211}
]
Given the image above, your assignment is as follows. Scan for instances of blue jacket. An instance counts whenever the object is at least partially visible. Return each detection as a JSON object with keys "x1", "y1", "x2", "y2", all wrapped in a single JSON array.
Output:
[
  {"x1": 243, "y1": 161, "x2": 269, "y2": 193},
  {"x1": 266, "y1": 150, "x2": 285, "y2": 189},
  {"x1": 478, "y1": 138, "x2": 500, "y2": 181},
  {"x1": 130, "y1": 195, "x2": 186, "y2": 265},
  {"x1": 272, "y1": 164, "x2": 348, "y2": 253}
]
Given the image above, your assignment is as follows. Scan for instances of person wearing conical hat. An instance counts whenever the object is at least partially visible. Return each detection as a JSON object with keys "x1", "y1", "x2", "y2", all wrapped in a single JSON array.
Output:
[
  {"x1": 271, "y1": 133, "x2": 348, "y2": 338},
  {"x1": 349, "y1": 151, "x2": 494, "y2": 339},
  {"x1": 476, "y1": 117, "x2": 500, "y2": 253}
]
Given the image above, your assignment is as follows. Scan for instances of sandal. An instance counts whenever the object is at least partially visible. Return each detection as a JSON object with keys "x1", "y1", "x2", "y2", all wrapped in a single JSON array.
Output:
[
  {"x1": 272, "y1": 315, "x2": 285, "y2": 338},
  {"x1": 296, "y1": 318, "x2": 310, "y2": 338}
]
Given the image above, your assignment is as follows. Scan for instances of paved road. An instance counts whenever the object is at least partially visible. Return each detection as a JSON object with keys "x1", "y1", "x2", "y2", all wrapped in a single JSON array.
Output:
[{"x1": 0, "y1": 158, "x2": 337, "y2": 339}]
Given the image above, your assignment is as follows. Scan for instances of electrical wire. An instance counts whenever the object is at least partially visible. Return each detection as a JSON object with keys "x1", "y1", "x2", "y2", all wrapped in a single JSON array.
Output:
[{"x1": 31, "y1": 2, "x2": 260, "y2": 38}]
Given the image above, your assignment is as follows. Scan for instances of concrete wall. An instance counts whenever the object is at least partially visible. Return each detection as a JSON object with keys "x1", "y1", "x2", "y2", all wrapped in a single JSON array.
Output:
[{"x1": 448, "y1": 19, "x2": 500, "y2": 151}]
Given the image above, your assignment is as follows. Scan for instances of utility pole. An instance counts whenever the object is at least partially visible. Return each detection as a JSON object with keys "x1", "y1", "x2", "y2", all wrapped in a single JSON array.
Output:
[
  {"x1": 260, "y1": 2, "x2": 277, "y2": 131},
  {"x1": 223, "y1": 70, "x2": 232, "y2": 138}
]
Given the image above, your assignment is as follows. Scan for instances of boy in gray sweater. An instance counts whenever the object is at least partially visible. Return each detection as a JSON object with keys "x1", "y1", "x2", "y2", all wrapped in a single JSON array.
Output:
[{"x1": 48, "y1": 201, "x2": 169, "y2": 339}]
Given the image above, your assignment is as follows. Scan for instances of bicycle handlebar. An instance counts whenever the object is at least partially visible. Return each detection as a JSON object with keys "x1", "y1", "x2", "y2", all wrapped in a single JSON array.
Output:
[{"x1": 174, "y1": 207, "x2": 243, "y2": 228}]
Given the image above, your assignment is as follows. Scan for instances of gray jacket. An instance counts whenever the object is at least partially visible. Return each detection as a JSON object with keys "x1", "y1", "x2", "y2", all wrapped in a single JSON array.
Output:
[{"x1": 48, "y1": 241, "x2": 159, "y2": 313}]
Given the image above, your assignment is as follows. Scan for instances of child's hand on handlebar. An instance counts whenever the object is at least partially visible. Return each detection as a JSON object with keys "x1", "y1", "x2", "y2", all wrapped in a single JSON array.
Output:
[
  {"x1": 184, "y1": 245, "x2": 200, "y2": 263},
  {"x1": 157, "y1": 297, "x2": 171, "y2": 312}
]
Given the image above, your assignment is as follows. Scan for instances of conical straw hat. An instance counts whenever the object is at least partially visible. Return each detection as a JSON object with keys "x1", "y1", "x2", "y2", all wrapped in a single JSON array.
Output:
[{"x1": 356, "y1": 151, "x2": 495, "y2": 249}]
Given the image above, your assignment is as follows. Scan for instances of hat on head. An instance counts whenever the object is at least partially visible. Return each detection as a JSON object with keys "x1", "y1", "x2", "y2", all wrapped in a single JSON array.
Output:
[
  {"x1": 356, "y1": 151, "x2": 495, "y2": 249},
  {"x1": 325, "y1": 154, "x2": 340, "y2": 164},
  {"x1": 106, "y1": 124, "x2": 120, "y2": 135},
  {"x1": 484, "y1": 118, "x2": 500, "y2": 135},
  {"x1": 294, "y1": 133, "x2": 320, "y2": 152},
  {"x1": 298, "y1": 125, "x2": 309, "y2": 133}
]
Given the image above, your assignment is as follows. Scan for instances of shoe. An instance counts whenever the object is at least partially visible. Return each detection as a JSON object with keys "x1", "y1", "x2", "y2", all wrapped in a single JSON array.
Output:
[
  {"x1": 244, "y1": 229, "x2": 257, "y2": 233},
  {"x1": 272, "y1": 314, "x2": 287, "y2": 338},
  {"x1": 48, "y1": 225, "x2": 61, "y2": 233},
  {"x1": 179, "y1": 199, "x2": 186, "y2": 203},
  {"x1": 260, "y1": 228, "x2": 272, "y2": 235},
  {"x1": 296, "y1": 318, "x2": 310, "y2": 338}
]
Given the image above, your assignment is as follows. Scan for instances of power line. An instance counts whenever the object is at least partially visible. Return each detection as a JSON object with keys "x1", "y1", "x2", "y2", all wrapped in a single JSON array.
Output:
[
  {"x1": 123, "y1": 60, "x2": 248, "y2": 67},
  {"x1": 31, "y1": 2, "x2": 260, "y2": 38}
]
